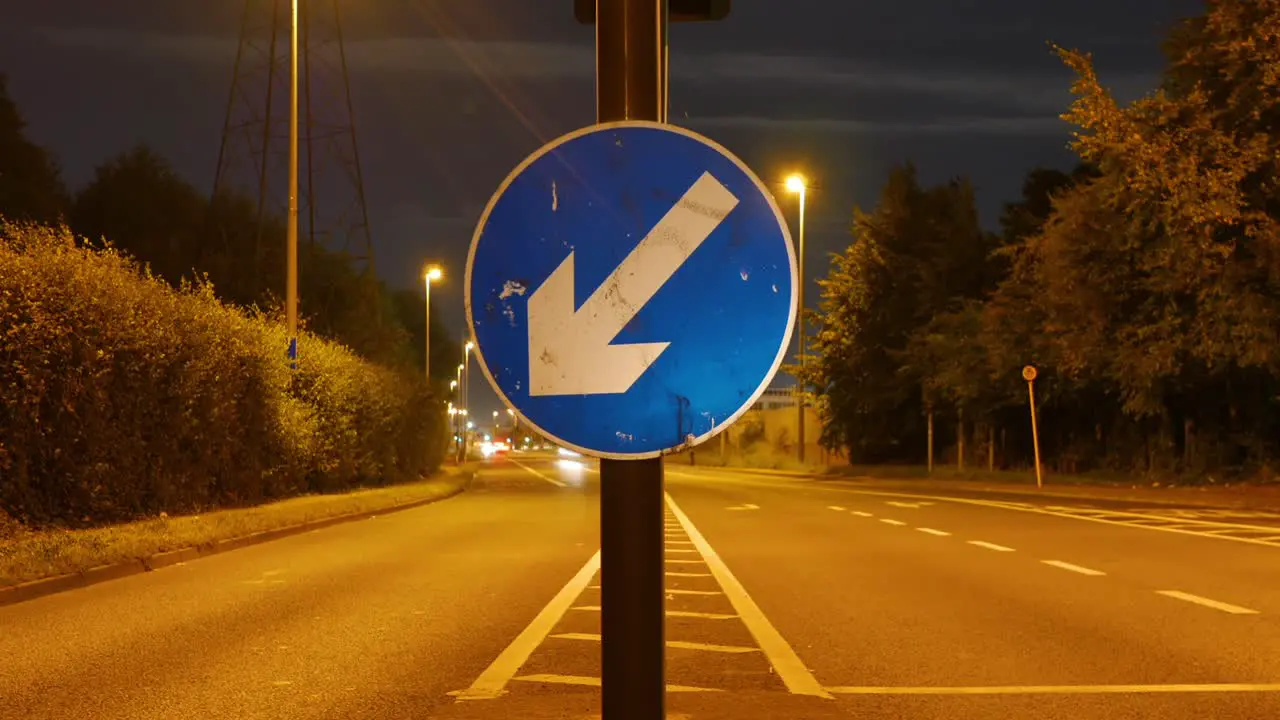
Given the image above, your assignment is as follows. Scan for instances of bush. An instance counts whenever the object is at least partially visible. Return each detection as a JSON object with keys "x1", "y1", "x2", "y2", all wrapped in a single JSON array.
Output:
[{"x1": 0, "y1": 221, "x2": 445, "y2": 527}]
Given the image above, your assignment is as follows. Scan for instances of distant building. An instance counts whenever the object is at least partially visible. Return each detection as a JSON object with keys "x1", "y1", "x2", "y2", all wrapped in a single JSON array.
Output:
[{"x1": 751, "y1": 385, "x2": 798, "y2": 411}]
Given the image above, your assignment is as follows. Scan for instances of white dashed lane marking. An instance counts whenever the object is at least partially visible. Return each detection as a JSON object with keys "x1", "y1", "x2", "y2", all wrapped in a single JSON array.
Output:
[
  {"x1": 916, "y1": 528, "x2": 951, "y2": 537},
  {"x1": 968, "y1": 540, "x2": 1016, "y2": 552},
  {"x1": 1041, "y1": 560, "x2": 1106, "y2": 576},
  {"x1": 879, "y1": 519, "x2": 907, "y2": 526},
  {"x1": 1156, "y1": 590, "x2": 1259, "y2": 615}
]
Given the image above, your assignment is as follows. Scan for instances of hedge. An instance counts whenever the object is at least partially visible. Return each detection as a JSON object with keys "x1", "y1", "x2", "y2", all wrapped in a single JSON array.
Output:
[{"x1": 0, "y1": 221, "x2": 445, "y2": 527}]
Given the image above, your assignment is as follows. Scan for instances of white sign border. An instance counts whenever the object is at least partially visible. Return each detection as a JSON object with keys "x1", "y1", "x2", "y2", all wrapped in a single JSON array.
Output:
[{"x1": 464, "y1": 120, "x2": 799, "y2": 460}]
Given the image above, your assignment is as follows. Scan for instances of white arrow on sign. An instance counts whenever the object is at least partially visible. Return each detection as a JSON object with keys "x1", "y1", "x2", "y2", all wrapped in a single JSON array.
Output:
[{"x1": 528, "y1": 171, "x2": 739, "y2": 396}]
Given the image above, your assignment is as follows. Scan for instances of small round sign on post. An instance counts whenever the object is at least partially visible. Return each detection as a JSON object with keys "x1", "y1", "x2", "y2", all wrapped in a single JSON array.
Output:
[{"x1": 1022, "y1": 364, "x2": 1043, "y2": 488}]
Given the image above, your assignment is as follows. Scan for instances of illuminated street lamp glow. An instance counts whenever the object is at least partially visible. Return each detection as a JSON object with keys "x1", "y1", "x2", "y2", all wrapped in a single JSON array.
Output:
[
  {"x1": 425, "y1": 265, "x2": 443, "y2": 282},
  {"x1": 785, "y1": 173, "x2": 806, "y2": 194}
]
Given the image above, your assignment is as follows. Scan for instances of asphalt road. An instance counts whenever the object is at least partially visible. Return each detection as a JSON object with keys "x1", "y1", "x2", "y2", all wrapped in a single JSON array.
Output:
[{"x1": 4, "y1": 455, "x2": 1280, "y2": 719}]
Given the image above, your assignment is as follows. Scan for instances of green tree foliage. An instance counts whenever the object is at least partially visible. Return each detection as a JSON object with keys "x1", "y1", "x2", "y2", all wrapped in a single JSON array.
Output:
[
  {"x1": 802, "y1": 165, "x2": 996, "y2": 462},
  {"x1": 811, "y1": 0, "x2": 1280, "y2": 477},
  {"x1": 0, "y1": 75, "x2": 68, "y2": 224},
  {"x1": 65, "y1": 144, "x2": 430, "y2": 369},
  {"x1": 0, "y1": 223, "x2": 445, "y2": 527},
  {"x1": 71, "y1": 145, "x2": 207, "y2": 285}
]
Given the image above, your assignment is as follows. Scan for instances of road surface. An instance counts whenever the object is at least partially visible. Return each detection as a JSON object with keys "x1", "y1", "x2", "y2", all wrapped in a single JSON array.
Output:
[{"x1": 3, "y1": 453, "x2": 1279, "y2": 719}]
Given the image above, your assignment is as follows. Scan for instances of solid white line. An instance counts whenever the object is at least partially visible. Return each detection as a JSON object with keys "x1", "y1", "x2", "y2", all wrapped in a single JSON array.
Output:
[
  {"x1": 665, "y1": 558, "x2": 706, "y2": 564},
  {"x1": 827, "y1": 505, "x2": 846, "y2": 511},
  {"x1": 549, "y1": 633, "x2": 758, "y2": 653},
  {"x1": 666, "y1": 571, "x2": 712, "y2": 577},
  {"x1": 968, "y1": 540, "x2": 1015, "y2": 552},
  {"x1": 826, "y1": 683, "x2": 1280, "y2": 695},
  {"x1": 1042, "y1": 560, "x2": 1106, "y2": 576},
  {"x1": 450, "y1": 550, "x2": 600, "y2": 700},
  {"x1": 1156, "y1": 590, "x2": 1260, "y2": 615},
  {"x1": 666, "y1": 494, "x2": 831, "y2": 698},
  {"x1": 667, "y1": 540, "x2": 694, "y2": 545},
  {"x1": 666, "y1": 548, "x2": 698, "y2": 553},
  {"x1": 879, "y1": 519, "x2": 907, "y2": 526},
  {"x1": 512, "y1": 674, "x2": 722, "y2": 693},
  {"x1": 850, "y1": 511, "x2": 873, "y2": 517},
  {"x1": 917, "y1": 528, "x2": 951, "y2": 537},
  {"x1": 666, "y1": 588, "x2": 722, "y2": 595},
  {"x1": 508, "y1": 458, "x2": 568, "y2": 488}
]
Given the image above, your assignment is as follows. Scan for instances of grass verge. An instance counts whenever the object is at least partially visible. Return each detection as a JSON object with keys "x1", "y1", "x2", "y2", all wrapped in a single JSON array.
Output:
[{"x1": 0, "y1": 473, "x2": 466, "y2": 588}]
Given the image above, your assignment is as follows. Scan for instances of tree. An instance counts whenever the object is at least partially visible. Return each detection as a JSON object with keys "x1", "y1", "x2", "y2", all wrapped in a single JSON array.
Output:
[
  {"x1": 0, "y1": 74, "x2": 68, "y2": 224},
  {"x1": 805, "y1": 165, "x2": 998, "y2": 462},
  {"x1": 71, "y1": 145, "x2": 206, "y2": 285}
]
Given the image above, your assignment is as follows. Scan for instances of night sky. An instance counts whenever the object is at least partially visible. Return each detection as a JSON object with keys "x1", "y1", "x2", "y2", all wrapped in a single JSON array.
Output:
[{"x1": 0, "y1": 0, "x2": 1202, "y2": 418}]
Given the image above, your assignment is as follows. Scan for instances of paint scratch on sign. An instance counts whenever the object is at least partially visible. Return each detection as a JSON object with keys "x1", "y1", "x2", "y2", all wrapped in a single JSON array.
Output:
[
  {"x1": 740, "y1": 269, "x2": 749, "y2": 281},
  {"x1": 499, "y1": 281, "x2": 527, "y2": 300},
  {"x1": 551, "y1": 181, "x2": 558, "y2": 211}
]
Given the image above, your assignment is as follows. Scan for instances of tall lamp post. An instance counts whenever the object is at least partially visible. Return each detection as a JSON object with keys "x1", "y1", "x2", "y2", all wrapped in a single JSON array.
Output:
[
  {"x1": 785, "y1": 173, "x2": 808, "y2": 464},
  {"x1": 424, "y1": 265, "x2": 442, "y2": 384},
  {"x1": 285, "y1": 0, "x2": 300, "y2": 369},
  {"x1": 462, "y1": 341, "x2": 474, "y2": 458}
]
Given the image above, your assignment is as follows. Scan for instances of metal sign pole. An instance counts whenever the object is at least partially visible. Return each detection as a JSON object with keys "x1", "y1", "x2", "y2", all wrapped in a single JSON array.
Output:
[
  {"x1": 596, "y1": 1, "x2": 665, "y2": 718},
  {"x1": 1023, "y1": 365, "x2": 1043, "y2": 488}
]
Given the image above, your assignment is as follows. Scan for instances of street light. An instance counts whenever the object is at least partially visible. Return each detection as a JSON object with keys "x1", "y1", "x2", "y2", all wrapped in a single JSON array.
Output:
[
  {"x1": 460, "y1": 343, "x2": 475, "y2": 463},
  {"x1": 785, "y1": 172, "x2": 808, "y2": 464},
  {"x1": 463, "y1": 341, "x2": 474, "y2": 420},
  {"x1": 285, "y1": 0, "x2": 300, "y2": 370},
  {"x1": 424, "y1": 265, "x2": 443, "y2": 384}
]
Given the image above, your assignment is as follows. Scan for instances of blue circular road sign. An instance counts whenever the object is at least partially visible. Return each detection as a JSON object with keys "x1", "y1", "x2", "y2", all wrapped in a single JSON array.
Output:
[{"x1": 466, "y1": 121, "x2": 796, "y2": 459}]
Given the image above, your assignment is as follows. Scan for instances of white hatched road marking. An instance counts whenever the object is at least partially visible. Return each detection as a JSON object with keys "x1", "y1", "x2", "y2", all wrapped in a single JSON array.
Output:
[
  {"x1": 512, "y1": 674, "x2": 720, "y2": 693},
  {"x1": 449, "y1": 550, "x2": 600, "y2": 700},
  {"x1": 666, "y1": 494, "x2": 832, "y2": 698},
  {"x1": 549, "y1": 632, "x2": 759, "y2": 653}
]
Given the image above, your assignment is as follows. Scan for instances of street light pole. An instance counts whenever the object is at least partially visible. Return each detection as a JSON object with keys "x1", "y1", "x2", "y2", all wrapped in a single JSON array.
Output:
[
  {"x1": 463, "y1": 341, "x2": 474, "y2": 458},
  {"x1": 286, "y1": 0, "x2": 300, "y2": 370},
  {"x1": 785, "y1": 174, "x2": 807, "y2": 464},
  {"x1": 424, "y1": 265, "x2": 442, "y2": 385},
  {"x1": 455, "y1": 363, "x2": 464, "y2": 462}
]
